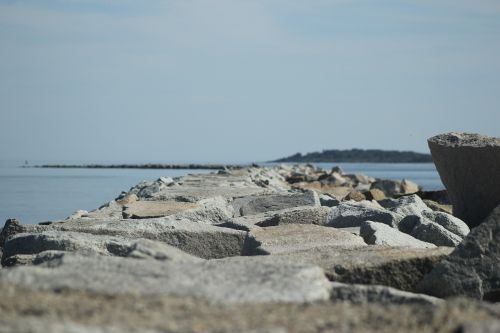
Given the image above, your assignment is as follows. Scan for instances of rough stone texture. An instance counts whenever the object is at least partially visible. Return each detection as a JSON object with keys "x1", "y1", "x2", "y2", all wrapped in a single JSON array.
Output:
[
  {"x1": 7, "y1": 218, "x2": 249, "y2": 259},
  {"x1": 423, "y1": 199, "x2": 453, "y2": 214},
  {"x1": 219, "y1": 206, "x2": 331, "y2": 231},
  {"x1": 422, "y1": 210, "x2": 469, "y2": 238},
  {"x1": 231, "y1": 191, "x2": 319, "y2": 216},
  {"x1": 0, "y1": 252, "x2": 332, "y2": 304},
  {"x1": 379, "y1": 194, "x2": 430, "y2": 218},
  {"x1": 360, "y1": 221, "x2": 436, "y2": 249},
  {"x1": 363, "y1": 189, "x2": 387, "y2": 201},
  {"x1": 371, "y1": 179, "x2": 420, "y2": 197},
  {"x1": 330, "y1": 282, "x2": 442, "y2": 306},
  {"x1": 2, "y1": 232, "x2": 203, "y2": 263},
  {"x1": 418, "y1": 205, "x2": 500, "y2": 300},
  {"x1": 1, "y1": 287, "x2": 500, "y2": 333},
  {"x1": 0, "y1": 219, "x2": 24, "y2": 248},
  {"x1": 272, "y1": 245, "x2": 452, "y2": 291},
  {"x1": 428, "y1": 132, "x2": 500, "y2": 228},
  {"x1": 409, "y1": 220, "x2": 463, "y2": 247},
  {"x1": 326, "y1": 201, "x2": 403, "y2": 228},
  {"x1": 319, "y1": 194, "x2": 340, "y2": 207},
  {"x1": 122, "y1": 201, "x2": 200, "y2": 219},
  {"x1": 247, "y1": 224, "x2": 366, "y2": 255}
]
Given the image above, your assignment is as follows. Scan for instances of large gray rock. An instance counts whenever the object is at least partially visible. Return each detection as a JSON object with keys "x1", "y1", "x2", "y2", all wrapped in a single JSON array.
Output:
[
  {"x1": 272, "y1": 245, "x2": 452, "y2": 291},
  {"x1": 409, "y1": 219, "x2": 463, "y2": 247},
  {"x1": 379, "y1": 194, "x2": 430, "y2": 218},
  {"x1": 0, "y1": 252, "x2": 332, "y2": 304},
  {"x1": 418, "y1": 205, "x2": 500, "y2": 299},
  {"x1": 4, "y1": 218, "x2": 249, "y2": 260},
  {"x1": 220, "y1": 206, "x2": 331, "y2": 231},
  {"x1": 422, "y1": 210, "x2": 469, "y2": 238},
  {"x1": 2, "y1": 231, "x2": 203, "y2": 263},
  {"x1": 330, "y1": 282, "x2": 442, "y2": 306},
  {"x1": 326, "y1": 201, "x2": 403, "y2": 228},
  {"x1": 231, "y1": 191, "x2": 319, "y2": 216},
  {"x1": 359, "y1": 221, "x2": 436, "y2": 249},
  {"x1": 247, "y1": 224, "x2": 366, "y2": 255},
  {"x1": 428, "y1": 132, "x2": 500, "y2": 228}
]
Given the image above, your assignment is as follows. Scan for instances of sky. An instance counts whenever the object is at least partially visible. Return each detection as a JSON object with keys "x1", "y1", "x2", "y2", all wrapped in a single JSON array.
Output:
[{"x1": 1, "y1": 0, "x2": 499, "y2": 163}]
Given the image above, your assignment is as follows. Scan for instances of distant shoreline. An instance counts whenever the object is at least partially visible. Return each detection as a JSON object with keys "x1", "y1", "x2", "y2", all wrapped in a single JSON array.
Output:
[
  {"x1": 25, "y1": 164, "x2": 249, "y2": 170},
  {"x1": 272, "y1": 149, "x2": 433, "y2": 163}
]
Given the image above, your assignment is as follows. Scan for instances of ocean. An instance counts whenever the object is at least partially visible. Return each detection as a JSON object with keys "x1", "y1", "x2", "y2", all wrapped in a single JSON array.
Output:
[{"x1": 0, "y1": 161, "x2": 443, "y2": 224}]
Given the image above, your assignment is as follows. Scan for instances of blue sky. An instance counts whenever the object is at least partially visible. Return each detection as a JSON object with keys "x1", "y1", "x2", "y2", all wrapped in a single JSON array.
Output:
[{"x1": 1, "y1": 0, "x2": 499, "y2": 163}]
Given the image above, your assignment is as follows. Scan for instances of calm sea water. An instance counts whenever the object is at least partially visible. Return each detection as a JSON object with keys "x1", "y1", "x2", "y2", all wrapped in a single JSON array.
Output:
[{"x1": 0, "y1": 161, "x2": 443, "y2": 225}]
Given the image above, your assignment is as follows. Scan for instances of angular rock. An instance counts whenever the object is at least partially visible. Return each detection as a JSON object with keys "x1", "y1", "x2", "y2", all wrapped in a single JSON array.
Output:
[
  {"x1": 423, "y1": 199, "x2": 453, "y2": 215},
  {"x1": 219, "y1": 206, "x2": 331, "y2": 231},
  {"x1": 247, "y1": 224, "x2": 366, "y2": 255},
  {"x1": 9, "y1": 218, "x2": 249, "y2": 259},
  {"x1": 319, "y1": 194, "x2": 340, "y2": 207},
  {"x1": 0, "y1": 252, "x2": 332, "y2": 304},
  {"x1": 360, "y1": 221, "x2": 436, "y2": 249},
  {"x1": 330, "y1": 282, "x2": 442, "y2": 306},
  {"x1": 0, "y1": 219, "x2": 24, "y2": 248},
  {"x1": 2, "y1": 232, "x2": 203, "y2": 263},
  {"x1": 273, "y1": 245, "x2": 452, "y2": 291},
  {"x1": 379, "y1": 194, "x2": 430, "y2": 218},
  {"x1": 231, "y1": 191, "x2": 319, "y2": 216},
  {"x1": 326, "y1": 201, "x2": 403, "y2": 228},
  {"x1": 422, "y1": 210, "x2": 469, "y2": 238},
  {"x1": 418, "y1": 205, "x2": 500, "y2": 299},
  {"x1": 428, "y1": 132, "x2": 500, "y2": 227},
  {"x1": 363, "y1": 189, "x2": 386, "y2": 201},
  {"x1": 122, "y1": 201, "x2": 200, "y2": 219},
  {"x1": 344, "y1": 190, "x2": 366, "y2": 202},
  {"x1": 409, "y1": 220, "x2": 463, "y2": 247},
  {"x1": 371, "y1": 179, "x2": 420, "y2": 197}
]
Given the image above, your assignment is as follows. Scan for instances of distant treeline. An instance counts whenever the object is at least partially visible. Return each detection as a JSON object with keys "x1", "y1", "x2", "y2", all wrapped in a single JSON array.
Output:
[
  {"x1": 273, "y1": 149, "x2": 433, "y2": 163},
  {"x1": 29, "y1": 163, "x2": 246, "y2": 170}
]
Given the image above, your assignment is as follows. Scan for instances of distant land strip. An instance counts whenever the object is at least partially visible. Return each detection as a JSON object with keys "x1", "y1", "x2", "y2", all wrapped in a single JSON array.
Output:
[
  {"x1": 273, "y1": 149, "x2": 433, "y2": 163},
  {"x1": 27, "y1": 164, "x2": 249, "y2": 170}
]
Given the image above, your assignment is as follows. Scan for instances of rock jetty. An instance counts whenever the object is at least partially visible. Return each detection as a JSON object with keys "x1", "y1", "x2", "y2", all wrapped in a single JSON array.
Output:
[{"x1": 1, "y1": 158, "x2": 500, "y2": 332}]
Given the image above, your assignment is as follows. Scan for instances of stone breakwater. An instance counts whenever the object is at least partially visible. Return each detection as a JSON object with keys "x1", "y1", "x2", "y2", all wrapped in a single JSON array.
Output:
[{"x1": 1, "y1": 138, "x2": 500, "y2": 332}]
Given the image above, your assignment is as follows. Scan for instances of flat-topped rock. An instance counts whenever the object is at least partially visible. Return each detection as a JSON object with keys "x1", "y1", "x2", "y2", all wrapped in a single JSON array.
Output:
[
  {"x1": 220, "y1": 206, "x2": 331, "y2": 231},
  {"x1": 2, "y1": 232, "x2": 203, "y2": 263},
  {"x1": 246, "y1": 224, "x2": 366, "y2": 255},
  {"x1": 122, "y1": 201, "x2": 200, "y2": 219},
  {"x1": 2, "y1": 218, "x2": 249, "y2": 260},
  {"x1": 0, "y1": 252, "x2": 332, "y2": 304},
  {"x1": 418, "y1": 205, "x2": 500, "y2": 299},
  {"x1": 231, "y1": 191, "x2": 319, "y2": 216},
  {"x1": 428, "y1": 132, "x2": 500, "y2": 227},
  {"x1": 272, "y1": 245, "x2": 453, "y2": 291}
]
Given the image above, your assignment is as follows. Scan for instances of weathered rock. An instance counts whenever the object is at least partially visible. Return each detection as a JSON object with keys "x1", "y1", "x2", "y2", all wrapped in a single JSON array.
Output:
[
  {"x1": 273, "y1": 245, "x2": 452, "y2": 291},
  {"x1": 219, "y1": 206, "x2": 331, "y2": 231},
  {"x1": 379, "y1": 194, "x2": 430, "y2": 218},
  {"x1": 15, "y1": 218, "x2": 250, "y2": 259},
  {"x1": 0, "y1": 252, "x2": 332, "y2": 304},
  {"x1": 422, "y1": 210, "x2": 469, "y2": 238},
  {"x1": 0, "y1": 287, "x2": 499, "y2": 333},
  {"x1": 423, "y1": 199, "x2": 453, "y2": 215},
  {"x1": 330, "y1": 282, "x2": 442, "y2": 306},
  {"x1": 247, "y1": 224, "x2": 366, "y2": 255},
  {"x1": 363, "y1": 189, "x2": 386, "y2": 201},
  {"x1": 360, "y1": 221, "x2": 436, "y2": 249},
  {"x1": 428, "y1": 132, "x2": 500, "y2": 227},
  {"x1": 0, "y1": 219, "x2": 24, "y2": 248},
  {"x1": 122, "y1": 201, "x2": 200, "y2": 219},
  {"x1": 371, "y1": 179, "x2": 420, "y2": 197},
  {"x1": 409, "y1": 219, "x2": 463, "y2": 247},
  {"x1": 2, "y1": 232, "x2": 203, "y2": 263},
  {"x1": 326, "y1": 201, "x2": 403, "y2": 228},
  {"x1": 231, "y1": 191, "x2": 319, "y2": 216},
  {"x1": 344, "y1": 190, "x2": 366, "y2": 202},
  {"x1": 418, "y1": 205, "x2": 500, "y2": 299},
  {"x1": 319, "y1": 194, "x2": 340, "y2": 207}
]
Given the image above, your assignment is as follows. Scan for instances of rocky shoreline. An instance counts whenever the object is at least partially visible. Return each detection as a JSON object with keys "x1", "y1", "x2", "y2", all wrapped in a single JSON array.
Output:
[{"x1": 1, "y1": 132, "x2": 500, "y2": 332}]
